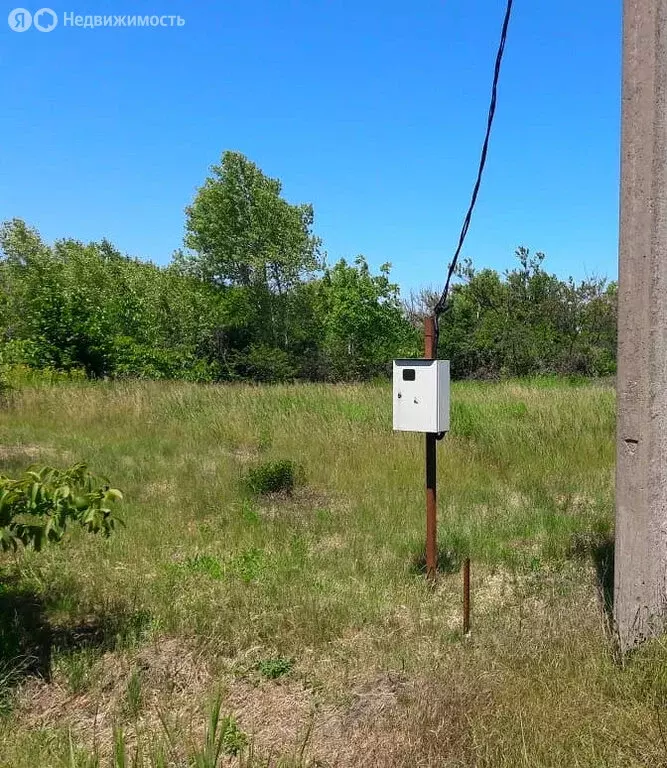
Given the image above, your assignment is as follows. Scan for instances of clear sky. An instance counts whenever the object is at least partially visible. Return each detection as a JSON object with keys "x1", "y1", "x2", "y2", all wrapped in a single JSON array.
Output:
[{"x1": 1, "y1": 0, "x2": 622, "y2": 295}]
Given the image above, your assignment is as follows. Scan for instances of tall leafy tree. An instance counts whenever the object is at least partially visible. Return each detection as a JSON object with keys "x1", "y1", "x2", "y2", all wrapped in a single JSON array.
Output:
[
  {"x1": 183, "y1": 151, "x2": 322, "y2": 290},
  {"x1": 182, "y1": 152, "x2": 323, "y2": 357},
  {"x1": 317, "y1": 257, "x2": 419, "y2": 379}
]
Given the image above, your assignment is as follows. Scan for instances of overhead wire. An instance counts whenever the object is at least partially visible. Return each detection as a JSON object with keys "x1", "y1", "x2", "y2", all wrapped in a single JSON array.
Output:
[{"x1": 433, "y1": 0, "x2": 514, "y2": 325}]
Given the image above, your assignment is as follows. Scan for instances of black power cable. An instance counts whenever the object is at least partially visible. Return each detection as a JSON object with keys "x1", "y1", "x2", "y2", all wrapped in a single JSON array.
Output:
[{"x1": 433, "y1": 0, "x2": 514, "y2": 321}]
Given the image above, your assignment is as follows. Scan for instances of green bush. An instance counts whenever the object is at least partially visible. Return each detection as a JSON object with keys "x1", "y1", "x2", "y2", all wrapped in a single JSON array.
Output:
[
  {"x1": 237, "y1": 344, "x2": 298, "y2": 383},
  {"x1": 182, "y1": 553, "x2": 224, "y2": 580},
  {"x1": 244, "y1": 460, "x2": 297, "y2": 495},
  {"x1": 257, "y1": 656, "x2": 294, "y2": 680},
  {"x1": 5, "y1": 364, "x2": 87, "y2": 388},
  {"x1": 0, "y1": 463, "x2": 123, "y2": 551},
  {"x1": 111, "y1": 337, "x2": 218, "y2": 382},
  {"x1": 220, "y1": 716, "x2": 248, "y2": 756}
]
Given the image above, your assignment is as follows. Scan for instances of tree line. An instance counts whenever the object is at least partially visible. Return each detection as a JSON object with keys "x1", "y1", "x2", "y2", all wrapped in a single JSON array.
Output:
[{"x1": 0, "y1": 152, "x2": 617, "y2": 382}]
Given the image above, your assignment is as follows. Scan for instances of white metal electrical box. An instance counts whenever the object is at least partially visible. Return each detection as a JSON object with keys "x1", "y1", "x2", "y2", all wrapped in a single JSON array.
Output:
[{"x1": 393, "y1": 359, "x2": 450, "y2": 433}]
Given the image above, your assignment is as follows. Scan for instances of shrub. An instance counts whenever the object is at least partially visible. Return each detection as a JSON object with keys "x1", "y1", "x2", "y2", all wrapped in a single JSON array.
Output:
[
  {"x1": 220, "y1": 716, "x2": 248, "y2": 756},
  {"x1": 257, "y1": 656, "x2": 294, "y2": 680},
  {"x1": 236, "y1": 344, "x2": 298, "y2": 383},
  {"x1": 111, "y1": 337, "x2": 218, "y2": 382},
  {"x1": 244, "y1": 459, "x2": 296, "y2": 495},
  {"x1": 5, "y1": 364, "x2": 87, "y2": 387},
  {"x1": 183, "y1": 553, "x2": 224, "y2": 580},
  {"x1": 229, "y1": 547, "x2": 265, "y2": 582},
  {"x1": 0, "y1": 463, "x2": 123, "y2": 551}
]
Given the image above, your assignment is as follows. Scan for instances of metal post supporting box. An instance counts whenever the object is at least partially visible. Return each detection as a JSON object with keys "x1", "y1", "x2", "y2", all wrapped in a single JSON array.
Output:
[{"x1": 392, "y1": 359, "x2": 450, "y2": 433}]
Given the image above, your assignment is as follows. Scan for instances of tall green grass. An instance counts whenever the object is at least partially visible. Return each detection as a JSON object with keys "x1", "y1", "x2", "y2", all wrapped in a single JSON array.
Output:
[{"x1": 0, "y1": 378, "x2": 663, "y2": 767}]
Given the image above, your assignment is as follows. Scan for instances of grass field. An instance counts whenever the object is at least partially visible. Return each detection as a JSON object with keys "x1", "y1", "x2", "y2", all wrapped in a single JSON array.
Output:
[{"x1": 0, "y1": 378, "x2": 665, "y2": 766}]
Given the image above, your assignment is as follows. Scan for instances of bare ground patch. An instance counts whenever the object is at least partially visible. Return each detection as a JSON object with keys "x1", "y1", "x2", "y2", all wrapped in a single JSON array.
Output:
[
  {"x1": 0, "y1": 443, "x2": 74, "y2": 467},
  {"x1": 16, "y1": 639, "x2": 486, "y2": 767},
  {"x1": 19, "y1": 637, "x2": 212, "y2": 750},
  {"x1": 258, "y1": 486, "x2": 345, "y2": 522}
]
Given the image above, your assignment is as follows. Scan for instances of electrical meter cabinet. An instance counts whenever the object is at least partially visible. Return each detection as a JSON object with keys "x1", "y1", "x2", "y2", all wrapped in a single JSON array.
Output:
[{"x1": 393, "y1": 359, "x2": 450, "y2": 433}]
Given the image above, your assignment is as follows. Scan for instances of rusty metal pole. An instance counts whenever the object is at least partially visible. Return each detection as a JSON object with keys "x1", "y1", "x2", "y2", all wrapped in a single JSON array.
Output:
[
  {"x1": 463, "y1": 558, "x2": 470, "y2": 634},
  {"x1": 424, "y1": 317, "x2": 437, "y2": 581},
  {"x1": 425, "y1": 316, "x2": 470, "y2": 630}
]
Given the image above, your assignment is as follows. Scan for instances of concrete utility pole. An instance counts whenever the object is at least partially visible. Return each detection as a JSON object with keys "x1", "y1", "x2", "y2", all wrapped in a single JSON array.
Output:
[{"x1": 615, "y1": 0, "x2": 667, "y2": 652}]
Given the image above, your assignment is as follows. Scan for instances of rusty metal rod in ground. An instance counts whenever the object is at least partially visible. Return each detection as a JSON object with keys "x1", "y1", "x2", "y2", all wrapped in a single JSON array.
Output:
[{"x1": 463, "y1": 557, "x2": 471, "y2": 634}]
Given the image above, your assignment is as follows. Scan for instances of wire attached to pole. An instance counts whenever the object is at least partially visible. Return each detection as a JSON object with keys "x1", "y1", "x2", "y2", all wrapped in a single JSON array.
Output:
[
  {"x1": 433, "y1": 0, "x2": 514, "y2": 323},
  {"x1": 427, "y1": 0, "x2": 514, "y2": 635}
]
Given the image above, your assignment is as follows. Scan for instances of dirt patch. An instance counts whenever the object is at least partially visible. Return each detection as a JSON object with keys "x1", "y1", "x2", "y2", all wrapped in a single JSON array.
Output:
[
  {"x1": 313, "y1": 533, "x2": 346, "y2": 554},
  {"x1": 345, "y1": 671, "x2": 406, "y2": 726},
  {"x1": 228, "y1": 446, "x2": 261, "y2": 463},
  {"x1": 18, "y1": 644, "x2": 449, "y2": 766},
  {"x1": 0, "y1": 444, "x2": 44, "y2": 461},
  {"x1": 258, "y1": 487, "x2": 343, "y2": 522},
  {"x1": 19, "y1": 637, "x2": 212, "y2": 748},
  {"x1": 138, "y1": 479, "x2": 178, "y2": 503}
]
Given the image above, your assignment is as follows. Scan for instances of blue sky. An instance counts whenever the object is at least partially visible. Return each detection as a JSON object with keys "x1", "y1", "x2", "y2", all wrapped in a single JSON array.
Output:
[{"x1": 1, "y1": 0, "x2": 622, "y2": 294}]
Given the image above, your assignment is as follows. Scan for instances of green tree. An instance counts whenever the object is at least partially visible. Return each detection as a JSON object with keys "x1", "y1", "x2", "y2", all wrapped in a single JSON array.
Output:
[
  {"x1": 317, "y1": 257, "x2": 418, "y2": 379},
  {"x1": 183, "y1": 151, "x2": 322, "y2": 289},
  {"x1": 436, "y1": 248, "x2": 618, "y2": 378},
  {"x1": 0, "y1": 218, "x2": 618, "y2": 384},
  {"x1": 182, "y1": 151, "x2": 323, "y2": 361},
  {"x1": 0, "y1": 220, "x2": 226, "y2": 380}
]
